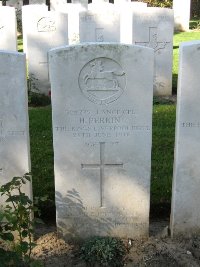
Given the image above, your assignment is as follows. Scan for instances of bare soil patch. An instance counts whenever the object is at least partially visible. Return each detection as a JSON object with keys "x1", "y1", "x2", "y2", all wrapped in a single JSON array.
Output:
[{"x1": 31, "y1": 219, "x2": 200, "y2": 267}]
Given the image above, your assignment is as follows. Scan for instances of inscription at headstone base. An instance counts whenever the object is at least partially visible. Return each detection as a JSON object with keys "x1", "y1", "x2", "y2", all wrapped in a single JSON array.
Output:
[
  {"x1": 49, "y1": 43, "x2": 154, "y2": 240},
  {"x1": 0, "y1": 51, "x2": 31, "y2": 207},
  {"x1": 171, "y1": 41, "x2": 200, "y2": 236}
]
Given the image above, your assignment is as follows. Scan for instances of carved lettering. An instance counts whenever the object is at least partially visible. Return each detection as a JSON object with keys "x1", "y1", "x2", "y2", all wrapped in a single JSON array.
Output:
[
  {"x1": 181, "y1": 122, "x2": 200, "y2": 128},
  {"x1": 95, "y1": 28, "x2": 104, "y2": 42},
  {"x1": 37, "y1": 17, "x2": 56, "y2": 32}
]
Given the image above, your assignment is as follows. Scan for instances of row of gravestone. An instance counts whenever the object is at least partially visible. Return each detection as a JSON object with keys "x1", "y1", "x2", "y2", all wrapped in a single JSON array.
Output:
[
  {"x1": 0, "y1": 4, "x2": 174, "y2": 96},
  {"x1": 0, "y1": 41, "x2": 200, "y2": 240},
  {"x1": 4, "y1": 0, "x2": 192, "y2": 32}
]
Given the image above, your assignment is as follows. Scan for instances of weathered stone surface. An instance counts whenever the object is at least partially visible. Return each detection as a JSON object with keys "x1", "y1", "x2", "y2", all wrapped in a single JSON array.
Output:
[
  {"x1": 22, "y1": 6, "x2": 68, "y2": 95},
  {"x1": 88, "y1": 1, "x2": 114, "y2": 10},
  {"x1": 29, "y1": 0, "x2": 46, "y2": 4},
  {"x1": 121, "y1": 7, "x2": 174, "y2": 96},
  {"x1": 115, "y1": 0, "x2": 147, "y2": 7},
  {"x1": 79, "y1": 9, "x2": 120, "y2": 42},
  {"x1": 58, "y1": 4, "x2": 86, "y2": 45},
  {"x1": 0, "y1": 7, "x2": 17, "y2": 51},
  {"x1": 0, "y1": 51, "x2": 31, "y2": 206},
  {"x1": 171, "y1": 41, "x2": 200, "y2": 236},
  {"x1": 50, "y1": 0, "x2": 66, "y2": 11},
  {"x1": 49, "y1": 43, "x2": 154, "y2": 241},
  {"x1": 71, "y1": 0, "x2": 88, "y2": 9},
  {"x1": 173, "y1": 0, "x2": 191, "y2": 31},
  {"x1": 22, "y1": 5, "x2": 48, "y2": 57}
]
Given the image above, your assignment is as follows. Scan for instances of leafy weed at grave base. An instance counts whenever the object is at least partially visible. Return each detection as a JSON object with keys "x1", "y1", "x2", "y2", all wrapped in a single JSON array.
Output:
[
  {"x1": 0, "y1": 174, "x2": 44, "y2": 267},
  {"x1": 79, "y1": 236, "x2": 127, "y2": 267}
]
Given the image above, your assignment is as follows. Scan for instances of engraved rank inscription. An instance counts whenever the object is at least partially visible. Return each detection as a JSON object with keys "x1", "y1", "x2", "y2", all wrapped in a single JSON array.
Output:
[{"x1": 79, "y1": 58, "x2": 126, "y2": 105}]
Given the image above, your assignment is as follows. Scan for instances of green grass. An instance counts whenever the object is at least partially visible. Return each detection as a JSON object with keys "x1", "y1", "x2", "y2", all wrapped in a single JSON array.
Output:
[
  {"x1": 173, "y1": 31, "x2": 200, "y2": 92},
  {"x1": 190, "y1": 17, "x2": 200, "y2": 30},
  {"x1": 29, "y1": 107, "x2": 54, "y2": 201},
  {"x1": 17, "y1": 34, "x2": 23, "y2": 52},
  {"x1": 151, "y1": 102, "x2": 176, "y2": 204}
]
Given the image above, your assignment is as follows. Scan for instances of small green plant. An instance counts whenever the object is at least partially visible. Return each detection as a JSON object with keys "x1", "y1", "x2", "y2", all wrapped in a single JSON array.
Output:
[
  {"x1": 0, "y1": 174, "x2": 43, "y2": 266},
  {"x1": 27, "y1": 75, "x2": 51, "y2": 107},
  {"x1": 80, "y1": 236, "x2": 127, "y2": 267}
]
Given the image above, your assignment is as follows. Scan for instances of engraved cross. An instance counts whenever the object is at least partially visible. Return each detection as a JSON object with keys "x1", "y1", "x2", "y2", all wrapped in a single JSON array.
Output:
[
  {"x1": 81, "y1": 142, "x2": 123, "y2": 207},
  {"x1": 135, "y1": 27, "x2": 169, "y2": 53}
]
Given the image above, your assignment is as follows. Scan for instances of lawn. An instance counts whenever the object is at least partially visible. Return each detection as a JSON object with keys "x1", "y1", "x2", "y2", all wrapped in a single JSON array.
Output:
[
  {"x1": 17, "y1": 27, "x2": 200, "y2": 215},
  {"x1": 173, "y1": 31, "x2": 200, "y2": 92}
]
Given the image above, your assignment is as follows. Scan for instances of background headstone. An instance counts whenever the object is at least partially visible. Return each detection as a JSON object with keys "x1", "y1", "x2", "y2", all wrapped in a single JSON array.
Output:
[
  {"x1": 0, "y1": 7, "x2": 17, "y2": 51},
  {"x1": 29, "y1": 0, "x2": 46, "y2": 4},
  {"x1": 115, "y1": 0, "x2": 146, "y2": 6},
  {"x1": 79, "y1": 9, "x2": 120, "y2": 42},
  {"x1": 122, "y1": 7, "x2": 174, "y2": 96},
  {"x1": 56, "y1": 4, "x2": 86, "y2": 45},
  {"x1": 6, "y1": 0, "x2": 23, "y2": 25},
  {"x1": 49, "y1": 43, "x2": 154, "y2": 241},
  {"x1": 5, "y1": 0, "x2": 22, "y2": 8},
  {"x1": 171, "y1": 41, "x2": 200, "y2": 236},
  {"x1": 92, "y1": 0, "x2": 109, "y2": 3},
  {"x1": 71, "y1": 0, "x2": 88, "y2": 9},
  {"x1": 50, "y1": 0, "x2": 66, "y2": 11},
  {"x1": 88, "y1": 1, "x2": 113, "y2": 10},
  {"x1": 0, "y1": 51, "x2": 31, "y2": 206},
  {"x1": 117, "y1": 1, "x2": 147, "y2": 44},
  {"x1": 22, "y1": 7, "x2": 68, "y2": 95},
  {"x1": 22, "y1": 5, "x2": 48, "y2": 53},
  {"x1": 114, "y1": 0, "x2": 131, "y2": 3},
  {"x1": 173, "y1": 0, "x2": 191, "y2": 31}
]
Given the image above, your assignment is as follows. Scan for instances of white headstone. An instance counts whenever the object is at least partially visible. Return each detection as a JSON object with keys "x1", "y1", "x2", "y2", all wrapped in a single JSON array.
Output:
[
  {"x1": 114, "y1": 0, "x2": 131, "y2": 2},
  {"x1": 171, "y1": 41, "x2": 200, "y2": 236},
  {"x1": 29, "y1": 0, "x2": 46, "y2": 4},
  {"x1": 92, "y1": 0, "x2": 109, "y2": 3},
  {"x1": 50, "y1": 0, "x2": 66, "y2": 11},
  {"x1": 89, "y1": 1, "x2": 113, "y2": 10},
  {"x1": 79, "y1": 9, "x2": 120, "y2": 43},
  {"x1": 56, "y1": 4, "x2": 86, "y2": 45},
  {"x1": 6, "y1": 0, "x2": 22, "y2": 8},
  {"x1": 0, "y1": 2, "x2": 2, "y2": 6},
  {"x1": 0, "y1": 7, "x2": 17, "y2": 51},
  {"x1": 0, "y1": 51, "x2": 31, "y2": 206},
  {"x1": 122, "y1": 7, "x2": 174, "y2": 96},
  {"x1": 49, "y1": 43, "x2": 154, "y2": 241},
  {"x1": 173, "y1": 0, "x2": 191, "y2": 31},
  {"x1": 22, "y1": 5, "x2": 48, "y2": 53},
  {"x1": 6, "y1": 0, "x2": 23, "y2": 22},
  {"x1": 115, "y1": 0, "x2": 146, "y2": 6},
  {"x1": 71, "y1": 0, "x2": 88, "y2": 9},
  {"x1": 22, "y1": 7, "x2": 68, "y2": 95}
]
